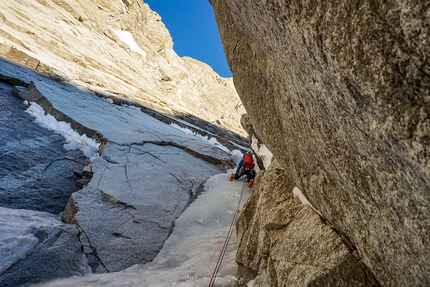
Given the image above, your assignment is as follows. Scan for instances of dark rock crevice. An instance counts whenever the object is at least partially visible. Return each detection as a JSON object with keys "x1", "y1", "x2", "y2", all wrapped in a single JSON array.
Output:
[{"x1": 77, "y1": 226, "x2": 109, "y2": 273}]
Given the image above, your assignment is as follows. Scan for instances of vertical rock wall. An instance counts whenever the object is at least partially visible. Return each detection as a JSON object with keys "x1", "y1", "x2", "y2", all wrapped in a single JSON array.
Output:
[
  {"x1": 210, "y1": 1, "x2": 430, "y2": 286},
  {"x1": 235, "y1": 160, "x2": 378, "y2": 287}
]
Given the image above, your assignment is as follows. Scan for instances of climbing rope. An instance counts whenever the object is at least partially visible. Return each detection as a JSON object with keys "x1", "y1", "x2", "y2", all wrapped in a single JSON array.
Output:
[{"x1": 207, "y1": 180, "x2": 247, "y2": 287}]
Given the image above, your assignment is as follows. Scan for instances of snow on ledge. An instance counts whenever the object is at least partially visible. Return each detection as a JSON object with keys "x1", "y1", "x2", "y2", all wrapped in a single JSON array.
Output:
[
  {"x1": 293, "y1": 187, "x2": 322, "y2": 216},
  {"x1": 251, "y1": 135, "x2": 273, "y2": 170},
  {"x1": 293, "y1": 187, "x2": 312, "y2": 206},
  {"x1": 114, "y1": 29, "x2": 147, "y2": 60},
  {"x1": 170, "y1": 123, "x2": 231, "y2": 153},
  {"x1": 0, "y1": 207, "x2": 62, "y2": 275},
  {"x1": 25, "y1": 101, "x2": 100, "y2": 161}
]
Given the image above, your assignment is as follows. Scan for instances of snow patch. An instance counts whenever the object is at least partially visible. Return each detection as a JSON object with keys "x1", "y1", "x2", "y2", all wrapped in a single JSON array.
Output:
[
  {"x1": 293, "y1": 187, "x2": 312, "y2": 206},
  {"x1": 25, "y1": 101, "x2": 100, "y2": 161},
  {"x1": 36, "y1": 171, "x2": 252, "y2": 286},
  {"x1": 230, "y1": 149, "x2": 245, "y2": 165},
  {"x1": 114, "y1": 29, "x2": 147, "y2": 60},
  {"x1": 177, "y1": 88, "x2": 183, "y2": 99},
  {"x1": 293, "y1": 187, "x2": 322, "y2": 216},
  {"x1": 0, "y1": 208, "x2": 62, "y2": 274},
  {"x1": 251, "y1": 135, "x2": 272, "y2": 169},
  {"x1": 170, "y1": 123, "x2": 231, "y2": 153}
]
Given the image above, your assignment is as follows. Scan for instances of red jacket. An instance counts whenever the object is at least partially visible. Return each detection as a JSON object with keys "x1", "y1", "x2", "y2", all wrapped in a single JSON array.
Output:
[{"x1": 244, "y1": 153, "x2": 254, "y2": 169}]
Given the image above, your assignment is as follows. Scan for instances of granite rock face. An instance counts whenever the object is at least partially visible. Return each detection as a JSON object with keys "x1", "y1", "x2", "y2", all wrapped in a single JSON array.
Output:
[
  {"x1": 210, "y1": 1, "x2": 430, "y2": 286},
  {"x1": 0, "y1": 0, "x2": 246, "y2": 136},
  {"x1": 2, "y1": 60, "x2": 236, "y2": 274},
  {"x1": 235, "y1": 159, "x2": 378, "y2": 287},
  {"x1": 0, "y1": 0, "x2": 249, "y2": 282},
  {"x1": 63, "y1": 141, "x2": 227, "y2": 273},
  {"x1": 0, "y1": 81, "x2": 89, "y2": 214}
]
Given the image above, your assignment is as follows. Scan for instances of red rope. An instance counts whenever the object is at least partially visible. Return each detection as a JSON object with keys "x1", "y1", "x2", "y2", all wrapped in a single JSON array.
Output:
[{"x1": 207, "y1": 180, "x2": 247, "y2": 287}]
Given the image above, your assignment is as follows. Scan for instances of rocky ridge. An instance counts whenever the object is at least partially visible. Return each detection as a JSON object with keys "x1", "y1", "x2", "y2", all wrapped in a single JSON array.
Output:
[
  {"x1": 210, "y1": 1, "x2": 430, "y2": 287},
  {"x1": 0, "y1": 0, "x2": 246, "y2": 137}
]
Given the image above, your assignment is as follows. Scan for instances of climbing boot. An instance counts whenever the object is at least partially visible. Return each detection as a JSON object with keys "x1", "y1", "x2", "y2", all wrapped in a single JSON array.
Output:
[
  {"x1": 248, "y1": 179, "x2": 254, "y2": 188},
  {"x1": 229, "y1": 173, "x2": 235, "y2": 181}
]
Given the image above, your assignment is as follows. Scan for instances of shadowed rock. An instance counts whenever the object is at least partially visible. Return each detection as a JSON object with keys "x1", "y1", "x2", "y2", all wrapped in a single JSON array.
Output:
[
  {"x1": 210, "y1": 1, "x2": 430, "y2": 286},
  {"x1": 235, "y1": 159, "x2": 378, "y2": 287}
]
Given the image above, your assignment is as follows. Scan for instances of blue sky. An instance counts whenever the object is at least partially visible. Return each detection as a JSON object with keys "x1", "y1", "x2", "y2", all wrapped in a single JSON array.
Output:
[{"x1": 143, "y1": 0, "x2": 232, "y2": 78}]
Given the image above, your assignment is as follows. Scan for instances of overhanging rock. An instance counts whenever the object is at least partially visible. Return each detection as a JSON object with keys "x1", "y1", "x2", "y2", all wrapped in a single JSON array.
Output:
[
  {"x1": 235, "y1": 160, "x2": 378, "y2": 286},
  {"x1": 210, "y1": 1, "x2": 430, "y2": 286}
]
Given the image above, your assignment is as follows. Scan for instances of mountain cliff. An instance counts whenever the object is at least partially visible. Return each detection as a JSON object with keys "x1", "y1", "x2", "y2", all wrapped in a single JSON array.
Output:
[
  {"x1": 2, "y1": 0, "x2": 429, "y2": 286},
  {"x1": 0, "y1": 0, "x2": 251, "y2": 282},
  {"x1": 0, "y1": 0, "x2": 246, "y2": 137},
  {"x1": 210, "y1": 1, "x2": 429, "y2": 286}
]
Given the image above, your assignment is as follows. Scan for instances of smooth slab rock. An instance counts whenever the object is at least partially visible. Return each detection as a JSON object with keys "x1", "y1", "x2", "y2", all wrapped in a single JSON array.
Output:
[
  {"x1": 211, "y1": 1, "x2": 430, "y2": 286},
  {"x1": 65, "y1": 143, "x2": 224, "y2": 272},
  {"x1": 3, "y1": 61, "x2": 243, "y2": 163},
  {"x1": 2, "y1": 62, "x2": 236, "y2": 274},
  {"x1": 0, "y1": 81, "x2": 89, "y2": 214},
  {"x1": 235, "y1": 160, "x2": 377, "y2": 287}
]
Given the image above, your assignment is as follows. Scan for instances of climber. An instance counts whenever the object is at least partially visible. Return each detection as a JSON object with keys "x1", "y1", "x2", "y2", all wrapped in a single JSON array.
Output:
[{"x1": 230, "y1": 151, "x2": 256, "y2": 186}]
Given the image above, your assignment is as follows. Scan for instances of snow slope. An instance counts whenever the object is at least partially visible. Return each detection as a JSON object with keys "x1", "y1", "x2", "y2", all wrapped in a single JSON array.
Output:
[{"x1": 34, "y1": 172, "x2": 251, "y2": 287}]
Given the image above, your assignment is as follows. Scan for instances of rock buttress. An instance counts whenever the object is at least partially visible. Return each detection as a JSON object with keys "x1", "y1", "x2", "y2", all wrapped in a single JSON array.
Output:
[
  {"x1": 235, "y1": 159, "x2": 378, "y2": 286},
  {"x1": 210, "y1": 0, "x2": 430, "y2": 286}
]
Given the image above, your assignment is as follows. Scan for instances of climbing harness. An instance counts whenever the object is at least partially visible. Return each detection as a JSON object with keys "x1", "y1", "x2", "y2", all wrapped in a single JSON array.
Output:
[{"x1": 207, "y1": 180, "x2": 247, "y2": 287}]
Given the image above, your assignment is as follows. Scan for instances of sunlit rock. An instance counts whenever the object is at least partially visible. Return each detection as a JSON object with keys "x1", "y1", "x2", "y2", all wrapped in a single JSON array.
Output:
[{"x1": 0, "y1": 0, "x2": 246, "y2": 137}]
